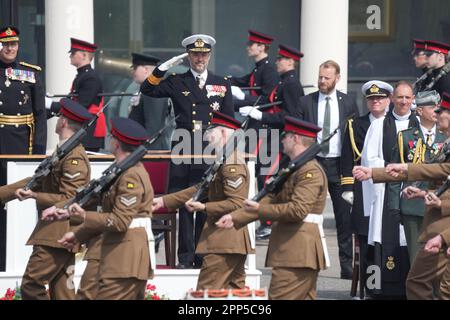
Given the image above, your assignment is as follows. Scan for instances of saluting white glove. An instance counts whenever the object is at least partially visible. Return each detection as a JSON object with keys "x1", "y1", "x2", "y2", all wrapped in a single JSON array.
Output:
[
  {"x1": 45, "y1": 97, "x2": 53, "y2": 110},
  {"x1": 342, "y1": 191, "x2": 354, "y2": 206},
  {"x1": 239, "y1": 106, "x2": 262, "y2": 121},
  {"x1": 0, "y1": 43, "x2": 3, "y2": 52},
  {"x1": 231, "y1": 86, "x2": 245, "y2": 101},
  {"x1": 158, "y1": 52, "x2": 188, "y2": 72}
]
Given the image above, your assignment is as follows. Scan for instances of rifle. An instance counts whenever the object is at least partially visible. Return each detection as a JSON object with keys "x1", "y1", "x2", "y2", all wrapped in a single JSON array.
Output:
[
  {"x1": 256, "y1": 101, "x2": 283, "y2": 111},
  {"x1": 252, "y1": 126, "x2": 339, "y2": 202},
  {"x1": 23, "y1": 100, "x2": 113, "y2": 191},
  {"x1": 46, "y1": 92, "x2": 139, "y2": 98},
  {"x1": 62, "y1": 116, "x2": 178, "y2": 209},
  {"x1": 240, "y1": 85, "x2": 316, "y2": 91},
  {"x1": 191, "y1": 97, "x2": 262, "y2": 202},
  {"x1": 434, "y1": 175, "x2": 450, "y2": 197},
  {"x1": 413, "y1": 61, "x2": 450, "y2": 94}
]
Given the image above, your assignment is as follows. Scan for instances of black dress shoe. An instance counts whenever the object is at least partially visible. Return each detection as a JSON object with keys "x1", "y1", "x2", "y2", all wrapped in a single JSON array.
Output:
[
  {"x1": 176, "y1": 263, "x2": 193, "y2": 269},
  {"x1": 256, "y1": 225, "x2": 272, "y2": 240}
]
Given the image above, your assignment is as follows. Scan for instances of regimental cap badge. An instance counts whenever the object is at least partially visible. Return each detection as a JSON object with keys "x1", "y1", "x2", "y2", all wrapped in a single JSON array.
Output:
[
  {"x1": 370, "y1": 84, "x2": 380, "y2": 94},
  {"x1": 386, "y1": 256, "x2": 395, "y2": 270},
  {"x1": 5, "y1": 28, "x2": 12, "y2": 36},
  {"x1": 194, "y1": 38, "x2": 205, "y2": 48}
]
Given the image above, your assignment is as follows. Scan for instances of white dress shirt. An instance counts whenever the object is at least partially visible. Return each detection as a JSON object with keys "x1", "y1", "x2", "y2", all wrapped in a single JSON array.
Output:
[
  {"x1": 317, "y1": 90, "x2": 341, "y2": 157},
  {"x1": 420, "y1": 124, "x2": 436, "y2": 145}
]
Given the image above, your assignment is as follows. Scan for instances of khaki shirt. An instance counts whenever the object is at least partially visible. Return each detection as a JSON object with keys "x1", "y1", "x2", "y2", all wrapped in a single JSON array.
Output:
[
  {"x1": 163, "y1": 154, "x2": 253, "y2": 255},
  {"x1": 74, "y1": 162, "x2": 154, "y2": 280},
  {"x1": 373, "y1": 163, "x2": 450, "y2": 243},
  {"x1": 231, "y1": 159, "x2": 328, "y2": 270},
  {"x1": 0, "y1": 144, "x2": 91, "y2": 249}
]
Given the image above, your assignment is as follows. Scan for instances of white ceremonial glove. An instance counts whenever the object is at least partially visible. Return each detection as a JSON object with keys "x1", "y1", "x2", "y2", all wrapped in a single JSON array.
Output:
[
  {"x1": 342, "y1": 191, "x2": 354, "y2": 206},
  {"x1": 231, "y1": 86, "x2": 245, "y2": 101},
  {"x1": 45, "y1": 97, "x2": 53, "y2": 110},
  {"x1": 129, "y1": 94, "x2": 141, "y2": 107},
  {"x1": 158, "y1": 52, "x2": 188, "y2": 71},
  {"x1": 0, "y1": 43, "x2": 3, "y2": 51},
  {"x1": 239, "y1": 106, "x2": 262, "y2": 121}
]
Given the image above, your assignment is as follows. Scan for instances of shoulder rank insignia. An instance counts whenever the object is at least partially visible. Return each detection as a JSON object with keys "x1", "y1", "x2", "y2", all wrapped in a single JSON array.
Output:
[
  {"x1": 71, "y1": 160, "x2": 79, "y2": 165},
  {"x1": 120, "y1": 196, "x2": 137, "y2": 207},
  {"x1": 127, "y1": 183, "x2": 135, "y2": 189},
  {"x1": 182, "y1": 91, "x2": 190, "y2": 96},
  {"x1": 64, "y1": 172, "x2": 81, "y2": 179},
  {"x1": 226, "y1": 177, "x2": 243, "y2": 189},
  {"x1": 19, "y1": 61, "x2": 42, "y2": 71},
  {"x1": 305, "y1": 172, "x2": 313, "y2": 179}
]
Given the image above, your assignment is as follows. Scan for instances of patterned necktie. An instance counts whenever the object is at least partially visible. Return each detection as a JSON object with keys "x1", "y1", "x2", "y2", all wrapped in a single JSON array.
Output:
[
  {"x1": 196, "y1": 75, "x2": 203, "y2": 89},
  {"x1": 426, "y1": 133, "x2": 433, "y2": 147},
  {"x1": 322, "y1": 96, "x2": 331, "y2": 155}
]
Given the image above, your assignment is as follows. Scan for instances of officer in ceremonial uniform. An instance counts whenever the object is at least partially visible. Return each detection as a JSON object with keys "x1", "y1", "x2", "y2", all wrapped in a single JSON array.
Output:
[
  {"x1": 0, "y1": 25, "x2": 47, "y2": 270},
  {"x1": 56, "y1": 117, "x2": 154, "y2": 300},
  {"x1": 217, "y1": 117, "x2": 329, "y2": 300},
  {"x1": 47, "y1": 38, "x2": 105, "y2": 152},
  {"x1": 0, "y1": 99, "x2": 92, "y2": 299},
  {"x1": 415, "y1": 40, "x2": 450, "y2": 96},
  {"x1": 391, "y1": 90, "x2": 446, "y2": 264},
  {"x1": 230, "y1": 30, "x2": 279, "y2": 109},
  {"x1": 129, "y1": 53, "x2": 173, "y2": 150},
  {"x1": 141, "y1": 34, "x2": 234, "y2": 269},
  {"x1": 239, "y1": 44, "x2": 305, "y2": 128},
  {"x1": 153, "y1": 111, "x2": 253, "y2": 290},
  {"x1": 340, "y1": 80, "x2": 392, "y2": 297},
  {"x1": 0, "y1": 26, "x2": 47, "y2": 155}
]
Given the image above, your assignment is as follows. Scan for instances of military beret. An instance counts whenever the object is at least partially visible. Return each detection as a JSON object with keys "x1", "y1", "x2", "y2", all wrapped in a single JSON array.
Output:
[
  {"x1": 182, "y1": 34, "x2": 216, "y2": 52},
  {"x1": 361, "y1": 80, "x2": 393, "y2": 98},
  {"x1": 415, "y1": 90, "x2": 441, "y2": 107},
  {"x1": 59, "y1": 98, "x2": 94, "y2": 123},
  {"x1": 283, "y1": 116, "x2": 321, "y2": 138},
  {"x1": 131, "y1": 53, "x2": 161, "y2": 67},
  {"x1": 0, "y1": 26, "x2": 19, "y2": 42},
  {"x1": 110, "y1": 117, "x2": 149, "y2": 145}
]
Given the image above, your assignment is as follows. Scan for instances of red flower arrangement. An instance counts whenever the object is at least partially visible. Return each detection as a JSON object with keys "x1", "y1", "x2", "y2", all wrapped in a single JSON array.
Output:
[{"x1": 144, "y1": 283, "x2": 168, "y2": 300}]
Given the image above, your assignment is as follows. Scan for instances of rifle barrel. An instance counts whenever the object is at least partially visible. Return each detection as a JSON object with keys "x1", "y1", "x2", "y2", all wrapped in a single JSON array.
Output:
[{"x1": 47, "y1": 92, "x2": 138, "y2": 98}]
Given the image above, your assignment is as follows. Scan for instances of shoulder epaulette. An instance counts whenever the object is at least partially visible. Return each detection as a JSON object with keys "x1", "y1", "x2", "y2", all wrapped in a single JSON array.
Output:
[{"x1": 19, "y1": 61, "x2": 41, "y2": 71}]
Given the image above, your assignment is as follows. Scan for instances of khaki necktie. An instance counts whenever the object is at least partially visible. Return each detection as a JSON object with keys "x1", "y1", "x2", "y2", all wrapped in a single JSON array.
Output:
[{"x1": 426, "y1": 133, "x2": 433, "y2": 147}]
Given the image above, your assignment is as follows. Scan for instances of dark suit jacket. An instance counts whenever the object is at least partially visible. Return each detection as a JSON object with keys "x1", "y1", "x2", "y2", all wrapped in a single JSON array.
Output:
[{"x1": 297, "y1": 90, "x2": 359, "y2": 135}]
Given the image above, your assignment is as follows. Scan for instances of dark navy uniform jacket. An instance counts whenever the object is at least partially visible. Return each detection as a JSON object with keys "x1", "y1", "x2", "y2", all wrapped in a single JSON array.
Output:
[
  {"x1": 49, "y1": 64, "x2": 104, "y2": 150},
  {"x1": 0, "y1": 60, "x2": 46, "y2": 154},
  {"x1": 260, "y1": 70, "x2": 304, "y2": 129},
  {"x1": 140, "y1": 69, "x2": 234, "y2": 132},
  {"x1": 231, "y1": 57, "x2": 279, "y2": 109}
]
